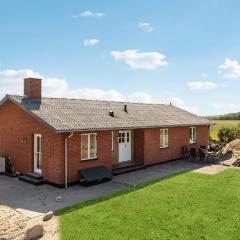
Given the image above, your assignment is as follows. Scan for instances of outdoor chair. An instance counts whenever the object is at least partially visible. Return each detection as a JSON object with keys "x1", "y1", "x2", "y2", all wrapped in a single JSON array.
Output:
[
  {"x1": 199, "y1": 148, "x2": 207, "y2": 163},
  {"x1": 182, "y1": 146, "x2": 190, "y2": 159},
  {"x1": 190, "y1": 148, "x2": 200, "y2": 162}
]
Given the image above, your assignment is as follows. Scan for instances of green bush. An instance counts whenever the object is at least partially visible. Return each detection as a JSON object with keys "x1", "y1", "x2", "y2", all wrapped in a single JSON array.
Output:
[{"x1": 218, "y1": 128, "x2": 240, "y2": 143}]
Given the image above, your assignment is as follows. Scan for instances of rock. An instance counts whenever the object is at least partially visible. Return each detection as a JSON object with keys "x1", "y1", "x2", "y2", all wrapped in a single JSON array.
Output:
[
  {"x1": 55, "y1": 196, "x2": 63, "y2": 202},
  {"x1": 26, "y1": 222, "x2": 43, "y2": 240},
  {"x1": 43, "y1": 211, "x2": 53, "y2": 221}
]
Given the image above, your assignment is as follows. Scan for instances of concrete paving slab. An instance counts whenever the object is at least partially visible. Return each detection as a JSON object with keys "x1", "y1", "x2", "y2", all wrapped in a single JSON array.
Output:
[
  {"x1": 113, "y1": 168, "x2": 171, "y2": 186},
  {"x1": 0, "y1": 176, "x2": 126, "y2": 213},
  {"x1": 0, "y1": 159, "x2": 228, "y2": 215},
  {"x1": 113, "y1": 159, "x2": 205, "y2": 186},
  {"x1": 193, "y1": 164, "x2": 233, "y2": 175}
]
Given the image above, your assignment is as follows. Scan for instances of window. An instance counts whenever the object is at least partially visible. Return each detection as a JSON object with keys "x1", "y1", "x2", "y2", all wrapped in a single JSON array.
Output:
[
  {"x1": 190, "y1": 127, "x2": 196, "y2": 144},
  {"x1": 118, "y1": 131, "x2": 130, "y2": 143},
  {"x1": 81, "y1": 133, "x2": 97, "y2": 160},
  {"x1": 126, "y1": 131, "x2": 130, "y2": 142},
  {"x1": 118, "y1": 132, "x2": 125, "y2": 143},
  {"x1": 160, "y1": 129, "x2": 168, "y2": 148},
  {"x1": 111, "y1": 131, "x2": 114, "y2": 151}
]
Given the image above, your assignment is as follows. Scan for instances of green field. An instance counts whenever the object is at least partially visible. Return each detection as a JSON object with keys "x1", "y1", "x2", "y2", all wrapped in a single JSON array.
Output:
[
  {"x1": 210, "y1": 120, "x2": 240, "y2": 140},
  {"x1": 58, "y1": 170, "x2": 240, "y2": 240}
]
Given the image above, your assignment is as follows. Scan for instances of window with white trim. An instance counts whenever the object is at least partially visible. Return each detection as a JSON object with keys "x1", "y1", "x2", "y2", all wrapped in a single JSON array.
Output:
[
  {"x1": 81, "y1": 133, "x2": 97, "y2": 160},
  {"x1": 160, "y1": 129, "x2": 168, "y2": 148},
  {"x1": 190, "y1": 127, "x2": 196, "y2": 144},
  {"x1": 111, "y1": 131, "x2": 114, "y2": 151}
]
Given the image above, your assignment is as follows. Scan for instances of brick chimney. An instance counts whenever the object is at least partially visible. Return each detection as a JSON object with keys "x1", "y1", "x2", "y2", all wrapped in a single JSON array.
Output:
[{"x1": 24, "y1": 78, "x2": 42, "y2": 100}]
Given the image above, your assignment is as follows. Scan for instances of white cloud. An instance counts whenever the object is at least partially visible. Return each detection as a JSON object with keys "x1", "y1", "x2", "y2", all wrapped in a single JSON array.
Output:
[
  {"x1": 43, "y1": 78, "x2": 68, "y2": 97},
  {"x1": 212, "y1": 102, "x2": 240, "y2": 114},
  {"x1": 128, "y1": 92, "x2": 153, "y2": 103},
  {"x1": 0, "y1": 69, "x2": 70, "y2": 98},
  {"x1": 0, "y1": 69, "x2": 155, "y2": 103},
  {"x1": 218, "y1": 58, "x2": 240, "y2": 79},
  {"x1": 73, "y1": 10, "x2": 104, "y2": 18},
  {"x1": 138, "y1": 22, "x2": 154, "y2": 32},
  {"x1": 212, "y1": 103, "x2": 240, "y2": 111},
  {"x1": 83, "y1": 39, "x2": 99, "y2": 46},
  {"x1": 0, "y1": 69, "x2": 201, "y2": 115},
  {"x1": 66, "y1": 88, "x2": 124, "y2": 101},
  {"x1": 0, "y1": 69, "x2": 42, "y2": 96},
  {"x1": 187, "y1": 81, "x2": 223, "y2": 90},
  {"x1": 167, "y1": 97, "x2": 199, "y2": 114},
  {"x1": 110, "y1": 50, "x2": 168, "y2": 70},
  {"x1": 0, "y1": 69, "x2": 204, "y2": 115}
]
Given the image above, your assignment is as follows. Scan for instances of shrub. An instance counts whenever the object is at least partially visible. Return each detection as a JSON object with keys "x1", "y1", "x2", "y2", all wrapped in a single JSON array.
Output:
[{"x1": 218, "y1": 128, "x2": 240, "y2": 143}]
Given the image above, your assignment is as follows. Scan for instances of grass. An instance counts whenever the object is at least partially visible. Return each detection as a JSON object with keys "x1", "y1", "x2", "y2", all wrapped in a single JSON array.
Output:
[
  {"x1": 57, "y1": 170, "x2": 240, "y2": 240},
  {"x1": 210, "y1": 120, "x2": 240, "y2": 140}
]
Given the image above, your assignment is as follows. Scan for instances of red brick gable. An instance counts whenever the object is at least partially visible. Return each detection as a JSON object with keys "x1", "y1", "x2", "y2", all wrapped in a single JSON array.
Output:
[{"x1": 0, "y1": 101, "x2": 65, "y2": 184}]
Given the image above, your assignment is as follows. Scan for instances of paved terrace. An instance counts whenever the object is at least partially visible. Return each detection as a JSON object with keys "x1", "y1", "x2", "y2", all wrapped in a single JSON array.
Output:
[{"x1": 0, "y1": 159, "x2": 229, "y2": 215}]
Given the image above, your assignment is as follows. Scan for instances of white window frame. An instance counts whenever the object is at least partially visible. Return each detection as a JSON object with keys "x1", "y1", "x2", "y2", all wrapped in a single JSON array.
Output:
[
  {"x1": 190, "y1": 127, "x2": 196, "y2": 144},
  {"x1": 81, "y1": 133, "x2": 97, "y2": 161},
  {"x1": 160, "y1": 128, "x2": 169, "y2": 148},
  {"x1": 34, "y1": 134, "x2": 42, "y2": 174},
  {"x1": 111, "y1": 131, "x2": 114, "y2": 152}
]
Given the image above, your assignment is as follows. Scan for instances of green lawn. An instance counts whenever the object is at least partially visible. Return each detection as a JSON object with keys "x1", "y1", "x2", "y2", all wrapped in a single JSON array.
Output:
[
  {"x1": 210, "y1": 120, "x2": 240, "y2": 140},
  {"x1": 57, "y1": 170, "x2": 240, "y2": 240}
]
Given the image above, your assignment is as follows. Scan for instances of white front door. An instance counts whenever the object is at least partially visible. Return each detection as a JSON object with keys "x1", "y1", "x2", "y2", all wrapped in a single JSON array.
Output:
[
  {"x1": 118, "y1": 131, "x2": 131, "y2": 162},
  {"x1": 34, "y1": 134, "x2": 42, "y2": 174}
]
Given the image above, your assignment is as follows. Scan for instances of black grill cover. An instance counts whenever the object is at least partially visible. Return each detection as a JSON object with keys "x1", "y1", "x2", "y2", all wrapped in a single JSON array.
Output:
[{"x1": 79, "y1": 166, "x2": 112, "y2": 185}]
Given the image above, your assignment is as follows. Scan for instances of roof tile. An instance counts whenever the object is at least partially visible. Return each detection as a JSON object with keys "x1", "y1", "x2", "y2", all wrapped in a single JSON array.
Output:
[{"x1": 6, "y1": 95, "x2": 211, "y2": 132}]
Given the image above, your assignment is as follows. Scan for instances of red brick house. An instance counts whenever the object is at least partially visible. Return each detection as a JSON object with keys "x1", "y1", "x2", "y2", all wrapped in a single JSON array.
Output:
[{"x1": 0, "y1": 78, "x2": 211, "y2": 187}]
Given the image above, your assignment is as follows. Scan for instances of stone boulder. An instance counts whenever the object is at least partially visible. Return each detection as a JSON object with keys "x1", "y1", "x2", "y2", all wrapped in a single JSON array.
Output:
[
  {"x1": 43, "y1": 211, "x2": 53, "y2": 221},
  {"x1": 26, "y1": 222, "x2": 43, "y2": 240}
]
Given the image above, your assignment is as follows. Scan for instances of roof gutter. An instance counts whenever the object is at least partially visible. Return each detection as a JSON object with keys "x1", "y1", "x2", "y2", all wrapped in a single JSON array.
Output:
[
  {"x1": 55, "y1": 123, "x2": 213, "y2": 133},
  {"x1": 64, "y1": 132, "x2": 73, "y2": 189}
]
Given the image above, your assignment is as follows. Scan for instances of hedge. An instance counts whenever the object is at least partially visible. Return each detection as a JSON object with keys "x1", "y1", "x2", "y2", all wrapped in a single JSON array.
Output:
[{"x1": 218, "y1": 128, "x2": 240, "y2": 143}]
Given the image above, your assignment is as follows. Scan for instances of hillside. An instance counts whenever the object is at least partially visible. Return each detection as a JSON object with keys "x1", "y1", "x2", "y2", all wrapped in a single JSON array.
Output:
[{"x1": 208, "y1": 112, "x2": 240, "y2": 120}]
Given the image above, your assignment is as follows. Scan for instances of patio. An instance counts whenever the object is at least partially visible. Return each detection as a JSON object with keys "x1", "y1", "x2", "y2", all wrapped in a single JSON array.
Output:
[
  {"x1": 0, "y1": 158, "x2": 229, "y2": 214},
  {"x1": 0, "y1": 158, "x2": 233, "y2": 240}
]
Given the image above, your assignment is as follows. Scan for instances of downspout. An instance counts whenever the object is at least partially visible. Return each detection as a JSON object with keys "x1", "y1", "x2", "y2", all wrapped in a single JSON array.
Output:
[{"x1": 65, "y1": 133, "x2": 73, "y2": 189}]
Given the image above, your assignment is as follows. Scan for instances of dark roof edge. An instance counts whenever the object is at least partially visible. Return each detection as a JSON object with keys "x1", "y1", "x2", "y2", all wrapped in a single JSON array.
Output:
[{"x1": 0, "y1": 94, "x2": 59, "y2": 133}]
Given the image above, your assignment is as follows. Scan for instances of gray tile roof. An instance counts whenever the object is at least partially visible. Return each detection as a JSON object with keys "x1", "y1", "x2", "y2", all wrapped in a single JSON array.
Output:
[{"x1": 1, "y1": 95, "x2": 211, "y2": 132}]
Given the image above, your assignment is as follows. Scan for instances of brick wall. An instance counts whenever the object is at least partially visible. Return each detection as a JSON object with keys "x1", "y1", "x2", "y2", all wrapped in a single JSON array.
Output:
[
  {"x1": 0, "y1": 99, "x2": 209, "y2": 186},
  {"x1": 112, "y1": 131, "x2": 119, "y2": 165},
  {"x1": 67, "y1": 131, "x2": 112, "y2": 183},
  {"x1": 0, "y1": 100, "x2": 65, "y2": 184},
  {"x1": 134, "y1": 129, "x2": 144, "y2": 162},
  {"x1": 143, "y1": 126, "x2": 209, "y2": 165}
]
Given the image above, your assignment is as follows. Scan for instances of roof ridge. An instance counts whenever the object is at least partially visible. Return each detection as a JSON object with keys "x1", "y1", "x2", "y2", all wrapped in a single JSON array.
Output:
[{"x1": 8, "y1": 94, "x2": 171, "y2": 106}]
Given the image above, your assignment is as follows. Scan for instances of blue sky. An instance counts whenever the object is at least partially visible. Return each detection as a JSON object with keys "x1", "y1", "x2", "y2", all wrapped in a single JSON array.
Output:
[{"x1": 1, "y1": 0, "x2": 240, "y2": 115}]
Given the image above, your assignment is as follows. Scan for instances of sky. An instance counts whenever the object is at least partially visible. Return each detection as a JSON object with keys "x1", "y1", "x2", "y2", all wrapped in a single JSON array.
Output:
[{"x1": 0, "y1": 0, "x2": 240, "y2": 116}]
